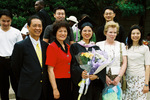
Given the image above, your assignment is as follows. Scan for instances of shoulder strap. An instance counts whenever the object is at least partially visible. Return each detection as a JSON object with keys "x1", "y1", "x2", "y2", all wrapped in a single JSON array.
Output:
[{"x1": 120, "y1": 43, "x2": 123, "y2": 66}]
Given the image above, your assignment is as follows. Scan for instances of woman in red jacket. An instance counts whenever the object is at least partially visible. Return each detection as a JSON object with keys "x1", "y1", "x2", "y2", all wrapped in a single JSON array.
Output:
[{"x1": 46, "y1": 20, "x2": 72, "y2": 100}]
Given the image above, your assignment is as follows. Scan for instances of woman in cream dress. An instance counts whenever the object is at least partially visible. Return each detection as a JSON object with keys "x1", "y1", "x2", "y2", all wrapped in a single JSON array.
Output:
[
  {"x1": 96, "y1": 21, "x2": 127, "y2": 87},
  {"x1": 123, "y1": 25, "x2": 150, "y2": 100}
]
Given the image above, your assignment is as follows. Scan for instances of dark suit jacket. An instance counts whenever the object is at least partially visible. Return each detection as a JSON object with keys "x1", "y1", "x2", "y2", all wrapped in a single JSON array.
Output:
[
  {"x1": 36, "y1": 9, "x2": 52, "y2": 39},
  {"x1": 11, "y1": 37, "x2": 49, "y2": 100}
]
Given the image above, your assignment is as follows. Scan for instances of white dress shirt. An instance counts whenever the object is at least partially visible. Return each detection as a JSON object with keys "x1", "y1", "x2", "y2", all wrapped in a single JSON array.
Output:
[{"x1": 29, "y1": 35, "x2": 42, "y2": 52}]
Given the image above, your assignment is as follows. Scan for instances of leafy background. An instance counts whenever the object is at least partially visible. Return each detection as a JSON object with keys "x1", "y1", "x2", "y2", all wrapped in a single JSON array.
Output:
[{"x1": 0, "y1": 0, "x2": 150, "y2": 36}]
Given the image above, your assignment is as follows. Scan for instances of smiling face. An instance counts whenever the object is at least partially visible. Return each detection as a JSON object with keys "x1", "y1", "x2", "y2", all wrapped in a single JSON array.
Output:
[
  {"x1": 0, "y1": 15, "x2": 12, "y2": 31},
  {"x1": 54, "y1": 9, "x2": 65, "y2": 21},
  {"x1": 131, "y1": 29, "x2": 141, "y2": 43},
  {"x1": 105, "y1": 27, "x2": 117, "y2": 42},
  {"x1": 27, "y1": 18, "x2": 42, "y2": 40},
  {"x1": 81, "y1": 26, "x2": 93, "y2": 42},
  {"x1": 56, "y1": 27, "x2": 68, "y2": 42},
  {"x1": 103, "y1": 9, "x2": 115, "y2": 22}
]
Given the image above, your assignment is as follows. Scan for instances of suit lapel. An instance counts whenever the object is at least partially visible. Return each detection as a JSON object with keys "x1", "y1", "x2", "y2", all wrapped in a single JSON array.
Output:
[
  {"x1": 26, "y1": 37, "x2": 42, "y2": 68},
  {"x1": 40, "y1": 40, "x2": 46, "y2": 69}
]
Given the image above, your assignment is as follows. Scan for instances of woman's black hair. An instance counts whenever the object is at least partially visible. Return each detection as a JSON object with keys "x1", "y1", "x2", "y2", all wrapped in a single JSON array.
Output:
[
  {"x1": 52, "y1": 20, "x2": 70, "y2": 37},
  {"x1": 127, "y1": 25, "x2": 143, "y2": 49}
]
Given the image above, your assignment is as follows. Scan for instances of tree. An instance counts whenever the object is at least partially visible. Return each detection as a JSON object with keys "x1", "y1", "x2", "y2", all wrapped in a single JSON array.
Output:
[
  {"x1": 0, "y1": 0, "x2": 37, "y2": 29},
  {"x1": 116, "y1": 0, "x2": 145, "y2": 16},
  {"x1": 0, "y1": 0, "x2": 147, "y2": 30}
]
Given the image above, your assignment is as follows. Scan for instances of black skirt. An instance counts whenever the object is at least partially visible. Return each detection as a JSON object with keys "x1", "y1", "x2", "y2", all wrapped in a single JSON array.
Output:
[{"x1": 47, "y1": 78, "x2": 72, "y2": 100}]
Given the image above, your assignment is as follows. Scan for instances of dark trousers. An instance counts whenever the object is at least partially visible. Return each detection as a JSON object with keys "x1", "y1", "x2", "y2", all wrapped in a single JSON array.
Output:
[
  {"x1": 19, "y1": 89, "x2": 44, "y2": 100},
  {"x1": 0, "y1": 57, "x2": 18, "y2": 100}
]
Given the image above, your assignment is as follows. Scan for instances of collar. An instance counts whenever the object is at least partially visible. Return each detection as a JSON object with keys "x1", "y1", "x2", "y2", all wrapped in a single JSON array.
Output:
[
  {"x1": 29, "y1": 35, "x2": 40, "y2": 46},
  {"x1": 54, "y1": 40, "x2": 68, "y2": 53},
  {"x1": 0, "y1": 26, "x2": 11, "y2": 32},
  {"x1": 78, "y1": 40, "x2": 95, "y2": 48}
]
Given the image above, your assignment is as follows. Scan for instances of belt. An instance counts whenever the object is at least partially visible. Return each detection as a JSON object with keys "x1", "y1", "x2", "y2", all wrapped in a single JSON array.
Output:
[{"x1": 0, "y1": 56, "x2": 11, "y2": 59}]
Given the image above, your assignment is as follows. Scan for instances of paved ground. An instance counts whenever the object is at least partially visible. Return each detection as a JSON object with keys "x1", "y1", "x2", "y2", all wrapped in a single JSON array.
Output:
[
  {"x1": 1, "y1": 84, "x2": 150, "y2": 100},
  {"x1": 7, "y1": 87, "x2": 150, "y2": 100}
]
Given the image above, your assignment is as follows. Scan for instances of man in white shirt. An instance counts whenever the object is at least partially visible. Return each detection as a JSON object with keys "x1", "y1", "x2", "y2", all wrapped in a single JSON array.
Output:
[{"x1": 0, "y1": 9, "x2": 23, "y2": 100}]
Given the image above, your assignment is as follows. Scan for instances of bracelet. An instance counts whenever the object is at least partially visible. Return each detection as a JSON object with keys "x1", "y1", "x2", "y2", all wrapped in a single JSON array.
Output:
[
  {"x1": 145, "y1": 84, "x2": 149, "y2": 87},
  {"x1": 118, "y1": 75, "x2": 122, "y2": 79}
]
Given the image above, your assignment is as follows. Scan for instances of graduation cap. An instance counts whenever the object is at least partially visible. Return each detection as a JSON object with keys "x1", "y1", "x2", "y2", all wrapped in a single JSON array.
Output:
[{"x1": 78, "y1": 16, "x2": 96, "y2": 30}]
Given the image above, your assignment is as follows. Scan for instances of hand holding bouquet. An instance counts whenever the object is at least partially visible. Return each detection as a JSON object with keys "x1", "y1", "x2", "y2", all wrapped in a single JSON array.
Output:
[{"x1": 76, "y1": 48, "x2": 110, "y2": 100}]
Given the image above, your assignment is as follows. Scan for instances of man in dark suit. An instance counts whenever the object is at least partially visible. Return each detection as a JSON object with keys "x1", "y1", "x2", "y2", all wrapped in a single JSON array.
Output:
[
  {"x1": 11, "y1": 15, "x2": 49, "y2": 100},
  {"x1": 35, "y1": 0, "x2": 52, "y2": 39}
]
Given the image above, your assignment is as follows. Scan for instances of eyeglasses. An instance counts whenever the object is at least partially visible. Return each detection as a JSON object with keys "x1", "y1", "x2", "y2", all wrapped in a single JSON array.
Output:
[
  {"x1": 104, "y1": 12, "x2": 114, "y2": 15},
  {"x1": 56, "y1": 12, "x2": 65, "y2": 16}
]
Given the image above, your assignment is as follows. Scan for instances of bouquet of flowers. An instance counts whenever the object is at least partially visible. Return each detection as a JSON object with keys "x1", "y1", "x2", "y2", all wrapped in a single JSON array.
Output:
[{"x1": 75, "y1": 48, "x2": 110, "y2": 100}]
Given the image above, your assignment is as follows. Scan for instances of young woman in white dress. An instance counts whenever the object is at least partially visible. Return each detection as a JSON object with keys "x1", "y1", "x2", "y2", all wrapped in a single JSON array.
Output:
[{"x1": 123, "y1": 25, "x2": 150, "y2": 100}]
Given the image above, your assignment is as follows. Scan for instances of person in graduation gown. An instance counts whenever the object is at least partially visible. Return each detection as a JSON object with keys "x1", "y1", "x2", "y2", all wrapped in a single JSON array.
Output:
[
  {"x1": 45, "y1": 20, "x2": 72, "y2": 100},
  {"x1": 70, "y1": 17, "x2": 106, "y2": 100}
]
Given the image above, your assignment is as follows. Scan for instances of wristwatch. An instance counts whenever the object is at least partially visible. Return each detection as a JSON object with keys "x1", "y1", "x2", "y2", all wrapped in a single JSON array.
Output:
[
  {"x1": 118, "y1": 75, "x2": 122, "y2": 79},
  {"x1": 145, "y1": 84, "x2": 149, "y2": 87}
]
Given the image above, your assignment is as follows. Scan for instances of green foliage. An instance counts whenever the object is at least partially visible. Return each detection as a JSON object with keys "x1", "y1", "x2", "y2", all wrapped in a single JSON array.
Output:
[
  {"x1": 49, "y1": 0, "x2": 79, "y2": 18},
  {"x1": 0, "y1": 0, "x2": 147, "y2": 29},
  {"x1": 116, "y1": 0, "x2": 145, "y2": 16},
  {"x1": 146, "y1": 0, "x2": 150, "y2": 9},
  {"x1": 12, "y1": 16, "x2": 26, "y2": 30},
  {"x1": 0, "y1": 0, "x2": 36, "y2": 30}
]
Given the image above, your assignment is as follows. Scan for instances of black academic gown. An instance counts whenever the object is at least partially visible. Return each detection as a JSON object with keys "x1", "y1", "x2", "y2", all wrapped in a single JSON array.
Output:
[{"x1": 70, "y1": 43, "x2": 106, "y2": 100}]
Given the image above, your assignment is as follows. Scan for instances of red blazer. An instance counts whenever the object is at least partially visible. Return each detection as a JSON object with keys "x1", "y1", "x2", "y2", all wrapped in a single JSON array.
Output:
[{"x1": 46, "y1": 41, "x2": 72, "y2": 78}]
